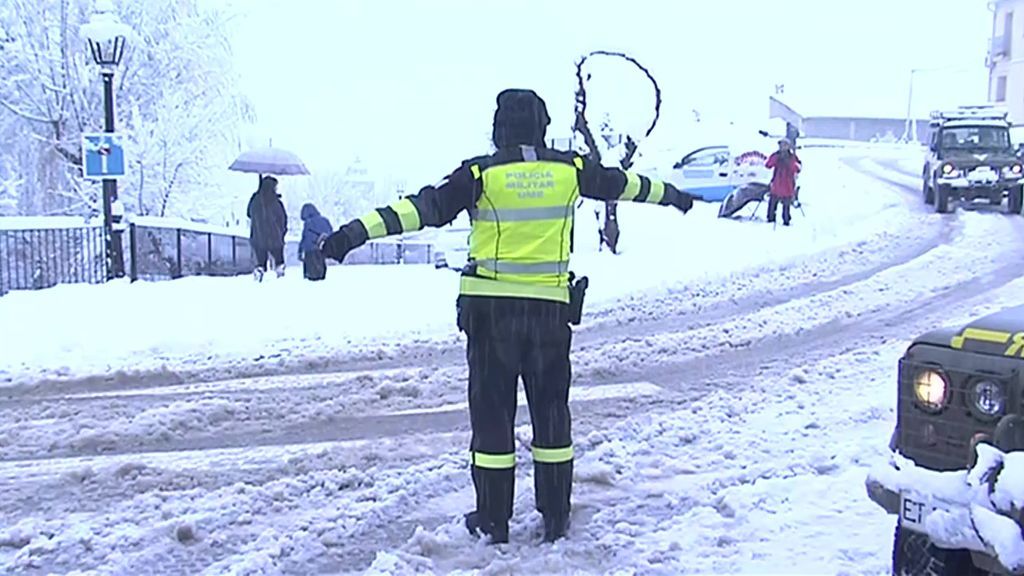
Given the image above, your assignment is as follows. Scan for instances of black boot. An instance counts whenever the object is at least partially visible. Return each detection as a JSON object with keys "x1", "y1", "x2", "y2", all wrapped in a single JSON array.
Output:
[
  {"x1": 542, "y1": 514, "x2": 570, "y2": 543},
  {"x1": 463, "y1": 511, "x2": 509, "y2": 544}
]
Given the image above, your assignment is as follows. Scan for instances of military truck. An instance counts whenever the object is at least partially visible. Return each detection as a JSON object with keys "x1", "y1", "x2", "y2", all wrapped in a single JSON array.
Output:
[
  {"x1": 865, "y1": 305, "x2": 1024, "y2": 575},
  {"x1": 922, "y1": 106, "x2": 1024, "y2": 214}
]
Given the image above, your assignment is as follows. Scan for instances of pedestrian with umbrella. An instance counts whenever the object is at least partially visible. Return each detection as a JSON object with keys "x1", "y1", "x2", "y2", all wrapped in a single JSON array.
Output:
[
  {"x1": 229, "y1": 146, "x2": 311, "y2": 281},
  {"x1": 246, "y1": 175, "x2": 288, "y2": 281}
]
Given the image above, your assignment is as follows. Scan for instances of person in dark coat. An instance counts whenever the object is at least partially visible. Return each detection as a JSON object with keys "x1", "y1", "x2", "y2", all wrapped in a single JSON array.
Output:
[
  {"x1": 765, "y1": 138, "x2": 802, "y2": 226},
  {"x1": 298, "y1": 203, "x2": 332, "y2": 281},
  {"x1": 246, "y1": 175, "x2": 288, "y2": 281}
]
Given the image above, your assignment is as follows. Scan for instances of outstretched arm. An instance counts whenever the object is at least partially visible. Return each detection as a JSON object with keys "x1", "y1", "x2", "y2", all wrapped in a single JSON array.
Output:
[
  {"x1": 576, "y1": 156, "x2": 697, "y2": 211},
  {"x1": 320, "y1": 164, "x2": 477, "y2": 261}
]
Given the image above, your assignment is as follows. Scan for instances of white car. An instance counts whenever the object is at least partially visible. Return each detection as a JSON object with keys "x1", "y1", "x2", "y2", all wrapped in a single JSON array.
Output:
[
  {"x1": 666, "y1": 144, "x2": 774, "y2": 202},
  {"x1": 637, "y1": 141, "x2": 775, "y2": 203}
]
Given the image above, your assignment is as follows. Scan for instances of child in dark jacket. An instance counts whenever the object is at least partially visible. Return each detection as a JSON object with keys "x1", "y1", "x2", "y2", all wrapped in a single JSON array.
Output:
[{"x1": 299, "y1": 203, "x2": 333, "y2": 281}]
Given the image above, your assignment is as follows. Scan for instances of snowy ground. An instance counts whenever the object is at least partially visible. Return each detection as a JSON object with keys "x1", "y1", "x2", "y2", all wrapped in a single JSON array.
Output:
[{"x1": 3, "y1": 144, "x2": 1024, "y2": 575}]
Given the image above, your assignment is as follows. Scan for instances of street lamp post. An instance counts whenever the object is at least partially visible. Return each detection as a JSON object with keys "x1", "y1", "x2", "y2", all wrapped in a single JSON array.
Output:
[
  {"x1": 903, "y1": 70, "x2": 916, "y2": 143},
  {"x1": 82, "y1": 0, "x2": 131, "y2": 279}
]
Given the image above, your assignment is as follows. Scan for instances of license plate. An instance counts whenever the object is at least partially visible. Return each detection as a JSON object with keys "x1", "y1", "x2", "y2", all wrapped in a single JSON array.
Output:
[
  {"x1": 969, "y1": 168, "x2": 997, "y2": 182},
  {"x1": 899, "y1": 495, "x2": 934, "y2": 532}
]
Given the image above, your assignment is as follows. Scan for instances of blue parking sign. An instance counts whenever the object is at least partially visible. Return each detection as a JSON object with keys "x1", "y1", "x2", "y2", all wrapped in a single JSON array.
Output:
[{"x1": 82, "y1": 133, "x2": 126, "y2": 179}]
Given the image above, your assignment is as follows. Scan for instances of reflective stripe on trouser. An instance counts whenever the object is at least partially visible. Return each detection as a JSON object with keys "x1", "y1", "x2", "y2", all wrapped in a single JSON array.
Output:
[
  {"x1": 472, "y1": 451, "x2": 514, "y2": 469},
  {"x1": 464, "y1": 296, "x2": 573, "y2": 525},
  {"x1": 532, "y1": 445, "x2": 573, "y2": 463}
]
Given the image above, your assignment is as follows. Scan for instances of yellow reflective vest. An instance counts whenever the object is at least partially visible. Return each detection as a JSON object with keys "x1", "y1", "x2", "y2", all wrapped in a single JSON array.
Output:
[{"x1": 458, "y1": 148, "x2": 585, "y2": 304}]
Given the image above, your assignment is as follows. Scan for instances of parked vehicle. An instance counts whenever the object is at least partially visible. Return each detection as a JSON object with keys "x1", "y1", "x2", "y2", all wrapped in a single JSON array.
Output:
[{"x1": 922, "y1": 105, "x2": 1023, "y2": 214}]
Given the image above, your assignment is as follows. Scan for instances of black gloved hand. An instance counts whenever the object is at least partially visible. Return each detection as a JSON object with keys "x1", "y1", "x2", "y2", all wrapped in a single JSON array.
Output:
[
  {"x1": 319, "y1": 230, "x2": 351, "y2": 263},
  {"x1": 666, "y1": 183, "x2": 695, "y2": 214}
]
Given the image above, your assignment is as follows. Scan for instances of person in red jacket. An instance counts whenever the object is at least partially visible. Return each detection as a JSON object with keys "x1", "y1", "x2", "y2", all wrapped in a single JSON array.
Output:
[{"x1": 765, "y1": 138, "x2": 801, "y2": 226}]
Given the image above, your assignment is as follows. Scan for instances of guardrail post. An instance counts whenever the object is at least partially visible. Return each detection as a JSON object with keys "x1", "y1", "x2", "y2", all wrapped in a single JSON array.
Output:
[
  {"x1": 175, "y1": 228, "x2": 183, "y2": 279},
  {"x1": 129, "y1": 223, "x2": 138, "y2": 282}
]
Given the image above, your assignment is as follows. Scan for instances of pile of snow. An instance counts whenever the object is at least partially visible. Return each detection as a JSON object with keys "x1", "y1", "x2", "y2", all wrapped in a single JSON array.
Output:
[{"x1": 869, "y1": 444, "x2": 1024, "y2": 572}]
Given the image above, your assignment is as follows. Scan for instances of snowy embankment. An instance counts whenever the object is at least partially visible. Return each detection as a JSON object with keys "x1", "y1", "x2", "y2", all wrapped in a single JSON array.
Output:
[{"x1": 2, "y1": 146, "x2": 926, "y2": 390}]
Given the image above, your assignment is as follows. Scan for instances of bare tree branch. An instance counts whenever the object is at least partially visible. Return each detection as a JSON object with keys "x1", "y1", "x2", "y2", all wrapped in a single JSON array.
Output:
[
  {"x1": 159, "y1": 161, "x2": 185, "y2": 217},
  {"x1": 0, "y1": 97, "x2": 53, "y2": 123},
  {"x1": 573, "y1": 50, "x2": 663, "y2": 254},
  {"x1": 573, "y1": 56, "x2": 602, "y2": 165}
]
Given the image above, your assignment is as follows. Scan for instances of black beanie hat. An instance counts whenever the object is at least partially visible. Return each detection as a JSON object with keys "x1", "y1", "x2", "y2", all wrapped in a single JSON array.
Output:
[{"x1": 492, "y1": 88, "x2": 551, "y2": 149}]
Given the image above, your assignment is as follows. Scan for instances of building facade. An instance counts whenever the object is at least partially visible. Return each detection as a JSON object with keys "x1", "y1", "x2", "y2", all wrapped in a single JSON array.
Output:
[{"x1": 989, "y1": 0, "x2": 1024, "y2": 123}]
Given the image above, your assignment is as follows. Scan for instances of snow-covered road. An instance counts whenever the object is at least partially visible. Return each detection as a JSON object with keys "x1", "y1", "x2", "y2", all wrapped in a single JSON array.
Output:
[{"x1": 4, "y1": 146, "x2": 1024, "y2": 574}]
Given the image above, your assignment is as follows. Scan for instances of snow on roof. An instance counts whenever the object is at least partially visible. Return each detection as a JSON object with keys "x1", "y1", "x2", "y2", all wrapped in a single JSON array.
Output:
[{"x1": 939, "y1": 119, "x2": 1012, "y2": 128}]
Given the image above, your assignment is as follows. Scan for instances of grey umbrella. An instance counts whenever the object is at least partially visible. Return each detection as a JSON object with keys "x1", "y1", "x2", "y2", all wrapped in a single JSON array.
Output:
[{"x1": 229, "y1": 147, "x2": 311, "y2": 178}]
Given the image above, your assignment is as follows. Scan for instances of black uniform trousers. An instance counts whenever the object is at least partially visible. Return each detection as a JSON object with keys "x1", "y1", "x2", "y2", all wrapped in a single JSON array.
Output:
[{"x1": 458, "y1": 295, "x2": 574, "y2": 531}]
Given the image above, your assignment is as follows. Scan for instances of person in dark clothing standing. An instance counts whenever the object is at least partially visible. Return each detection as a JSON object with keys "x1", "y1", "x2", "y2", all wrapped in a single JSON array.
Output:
[
  {"x1": 318, "y1": 88, "x2": 697, "y2": 544},
  {"x1": 246, "y1": 175, "x2": 288, "y2": 281},
  {"x1": 785, "y1": 122, "x2": 800, "y2": 148},
  {"x1": 765, "y1": 138, "x2": 802, "y2": 226},
  {"x1": 298, "y1": 203, "x2": 332, "y2": 281}
]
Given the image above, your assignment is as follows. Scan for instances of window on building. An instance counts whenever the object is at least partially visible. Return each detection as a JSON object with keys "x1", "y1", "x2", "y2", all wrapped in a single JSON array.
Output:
[
  {"x1": 997, "y1": 75, "x2": 1008, "y2": 102},
  {"x1": 1006, "y1": 11, "x2": 1014, "y2": 55}
]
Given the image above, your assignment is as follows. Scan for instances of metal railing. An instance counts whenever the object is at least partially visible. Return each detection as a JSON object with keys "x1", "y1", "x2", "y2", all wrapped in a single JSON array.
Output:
[
  {"x1": 0, "y1": 225, "x2": 107, "y2": 296},
  {"x1": 126, "y1": 223, "x2": 435, "y2": 280},
  {"x1": 127, "y1": 223, "x2": 252, "y2": 281},
  {"x1": 1, "y1": 217, "x2": 436, "y2": 296}
]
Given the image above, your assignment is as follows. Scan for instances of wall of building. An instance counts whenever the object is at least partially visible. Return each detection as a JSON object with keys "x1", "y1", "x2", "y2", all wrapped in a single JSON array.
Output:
[
  {"x1": 989, "y1": 0, "x2": 1024, "y2": 124},
  {"x1": 802, "y1": 117, "x2": 930, "y2": 142}
]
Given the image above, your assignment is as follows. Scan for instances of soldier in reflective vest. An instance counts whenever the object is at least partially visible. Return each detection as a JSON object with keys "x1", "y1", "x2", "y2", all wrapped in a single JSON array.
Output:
[{"x1": 319, "y1": 88, "x2": 696, "y2": 544}]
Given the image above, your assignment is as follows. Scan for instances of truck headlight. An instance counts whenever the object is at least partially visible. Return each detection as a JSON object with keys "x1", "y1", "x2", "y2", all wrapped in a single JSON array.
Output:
[
  {"x1": 1004, "y1": 164, "x2": 1023, "y2": 177},
  {"x1": 941, "y1": 163, "x2": 958, "y2": 177},
  {"x1": 914, "y1": 369, "x2": 949, "y2": 411},
  {"x1": 971, "y1": 379, "x2": 1005, "y2": 417}
]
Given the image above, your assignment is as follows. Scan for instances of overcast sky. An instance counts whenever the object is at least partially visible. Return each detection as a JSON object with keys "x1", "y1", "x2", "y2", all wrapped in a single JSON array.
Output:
[{"x1": 222, "y1": 0, "x2": 991, "y2": 188}]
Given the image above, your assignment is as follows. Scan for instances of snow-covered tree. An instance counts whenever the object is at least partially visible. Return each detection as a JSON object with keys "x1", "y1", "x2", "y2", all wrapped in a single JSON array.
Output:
[
  {"x1": 0, "y1": 0, "x2": 253, "y2": 219},
  {"x1": 281, "y1": 160, "x2": 402, "y2": 235}
]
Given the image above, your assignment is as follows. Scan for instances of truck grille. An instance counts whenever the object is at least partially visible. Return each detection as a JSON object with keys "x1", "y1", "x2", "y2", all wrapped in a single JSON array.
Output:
[{"x1": 897, "y1": 359, "x2": 1004, "y2": 471}]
